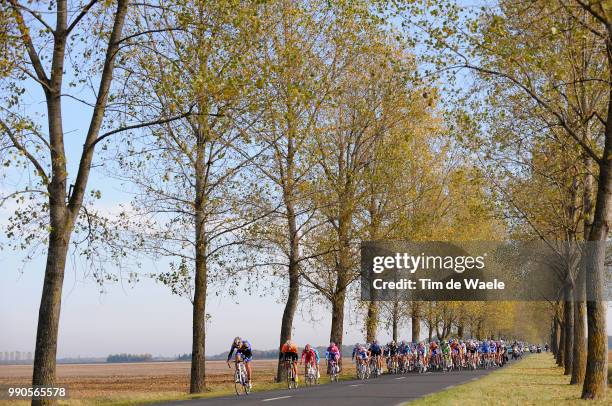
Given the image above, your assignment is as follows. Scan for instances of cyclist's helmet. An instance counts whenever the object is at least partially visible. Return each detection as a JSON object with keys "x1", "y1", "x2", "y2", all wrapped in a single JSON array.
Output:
[
  {"x1": 233, "y1": 336, "x2": 242, "y2": 345},
  {"x1": 305, "y1": 344, "x2": 311, "y2": 351},
  {"x1": 391, "y1": 340, "x2": 396, "y2": 346}
]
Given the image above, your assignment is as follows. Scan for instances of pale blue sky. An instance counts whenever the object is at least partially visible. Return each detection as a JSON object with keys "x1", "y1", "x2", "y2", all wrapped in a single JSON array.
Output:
[{"x1": 1, "y1": 0, "x2": 610, "y2": 360}]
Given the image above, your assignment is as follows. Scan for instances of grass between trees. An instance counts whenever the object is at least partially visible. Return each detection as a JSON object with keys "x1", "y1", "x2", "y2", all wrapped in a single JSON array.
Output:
[{"x1": 408, "y1": 353, "x2": 612, "y2": 406}]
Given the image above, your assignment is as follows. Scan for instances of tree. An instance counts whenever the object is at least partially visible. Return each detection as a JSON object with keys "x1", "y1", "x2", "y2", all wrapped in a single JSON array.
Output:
[
  {"x1": 400, "y1": 0, "x2": 610, "y2": 397},
  {"x1": 248, "y1": 0, "x2": 337, "y2": 381},
  {"x1": 0, "y1": 2, "x2": 186, "y2": 404},
  {"x1": 111, "y1": 0, "x2": 261, "y2": 392}
]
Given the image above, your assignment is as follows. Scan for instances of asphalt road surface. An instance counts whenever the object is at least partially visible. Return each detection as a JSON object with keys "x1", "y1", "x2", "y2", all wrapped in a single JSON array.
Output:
[{"x1": 157, "y1": 363, "x2": 511, "y2": 406}]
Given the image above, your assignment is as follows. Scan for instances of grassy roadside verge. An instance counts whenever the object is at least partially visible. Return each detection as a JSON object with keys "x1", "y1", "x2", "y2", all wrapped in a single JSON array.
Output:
[
  {"x1": 408, "y1": 354, "x2": 611, "y2": 406},
  {"x1": 0, "y1": 367, "x2": 356, "y2": 406}
]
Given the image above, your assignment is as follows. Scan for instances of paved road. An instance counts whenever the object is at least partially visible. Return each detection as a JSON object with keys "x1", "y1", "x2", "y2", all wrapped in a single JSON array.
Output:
[{"x1": 157, "y1": 363, "x2": 511, "y2": 406}]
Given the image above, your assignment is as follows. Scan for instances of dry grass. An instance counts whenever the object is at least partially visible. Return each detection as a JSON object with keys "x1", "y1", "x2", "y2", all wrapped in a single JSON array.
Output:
[
  {"x1": 0, "y1": 358, "x2": 354, "y2": 406},
  {"x1": 409, "y1": 353, "x2": 611, "y2": 406}
]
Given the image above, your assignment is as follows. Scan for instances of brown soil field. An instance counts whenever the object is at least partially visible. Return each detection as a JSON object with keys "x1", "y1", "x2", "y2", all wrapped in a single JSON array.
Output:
[
  {"x1": 0, "y1": 359, "x2": 277, "y2": 394},
  {"x1": 0, "y1": 358, "x2": 353, "y2": 405}
]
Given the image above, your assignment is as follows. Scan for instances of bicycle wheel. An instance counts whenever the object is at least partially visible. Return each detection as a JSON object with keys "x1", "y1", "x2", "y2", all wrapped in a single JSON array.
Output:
[{"x1": 234, "y1": 370, "x2": 242, "y2": 396}]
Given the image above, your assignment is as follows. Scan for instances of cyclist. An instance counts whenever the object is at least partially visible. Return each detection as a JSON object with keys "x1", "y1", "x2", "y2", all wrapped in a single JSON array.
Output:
[
  {"x1": 450, "y1": 339, "x2": 460, "y2": 368},
  {"x1": 466, "y1": 339, "x2": 477, "y2": 368},
  {"x1": 325, "y1": 342, "x2": 341, "y2": 375},
  {"x1": 417, "y1": 341, "x2": 428, "y2": 372},
  {"x1": 281, "y1": 339, "x2": 299, "y2": 383},
  {"x1": 300, "y1": 344, "x2": 319, "y2": 381},
  {"x1": 481, "y1": 339, "x2": 490, "y2": 366},
  {"x1": 489, "y1": 340, "x2": 497, "y2": 366},
  {"x1": 429, "y1": 340, "x2": 440, "y2": 369},
  {"x1": 226, "y1": 336, "x2": 253, "y2": 389},
  {"x1": 440, "y1": 339, "x2": 451, "y2": 369},
  {"x1": 398, "y1": 340, "x2": 410, "y2": 371},
  {"x1": 352, "y1": 343, "x2": 369, "y2": 375},
  {"x1": 369, "y1": 339, "x2": 383, "y2": 372},
  {"x1": 386, "y1": 341, "x2": 399, "y2": 372}
]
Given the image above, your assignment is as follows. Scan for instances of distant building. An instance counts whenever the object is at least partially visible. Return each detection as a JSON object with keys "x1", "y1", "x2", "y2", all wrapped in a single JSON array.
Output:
[
  {"x1": 15, "y1": 351, "x2": 21, "y2": 361},
  {"x1": 27, "y1": 352, "x2": 33, "y2": 361},
  {"x1": 9, "y1": 352, "x2": 14, "y2": 361}
]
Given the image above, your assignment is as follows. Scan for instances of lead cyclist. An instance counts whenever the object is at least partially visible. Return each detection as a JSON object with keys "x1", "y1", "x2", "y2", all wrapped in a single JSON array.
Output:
[{"x1": 226, "y1": 336, "x2": 253, "y2": 389}]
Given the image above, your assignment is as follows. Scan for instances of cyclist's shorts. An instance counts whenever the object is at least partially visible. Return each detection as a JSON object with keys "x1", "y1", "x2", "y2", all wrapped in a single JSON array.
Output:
[
  {"x1": 431, "y1": 349, "x2": 439, "y2": 356},
  {"x1": 237, "y1": 350, "x2": 252, "y2": 362},
  {"x1": 468, "y1": 348, "x2": 476, "y2": 354},
  {"x1": 370, "y1": 348, "x2": 381, "y2": 356},
  {"x1": 283, "y1": 352, "x2": 298, "y2": 362},
  {"x1": 358, "y1": 352, "x2": 368, "y2": 360},
  {"x1": 327, "y1": 352, "x2": 340, "y2": 361}
]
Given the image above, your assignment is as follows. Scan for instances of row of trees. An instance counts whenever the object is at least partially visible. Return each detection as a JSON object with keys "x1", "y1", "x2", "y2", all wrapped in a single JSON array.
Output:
[
  {"x1": 402, "y1": 0, "x2": 611, "y2": 399},
  {"x1": 0, "y1": 0, "x2": 608, "y2": 404}
]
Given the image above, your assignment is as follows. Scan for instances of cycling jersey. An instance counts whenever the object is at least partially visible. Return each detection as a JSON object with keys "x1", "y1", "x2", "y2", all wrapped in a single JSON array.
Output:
[
  {"x1": 370, "y1": 343, "x2": 381, "y2": 355},
  {"x1": 326, "y1": 345, "x2": 340, "y2": 361},
  {"x1": 301, "y1": 348, "x2": 318, "y2": 364},
  {"x1": 441, "y1": 344, "x2": 450, "y2": 354},
  {"x1": 227, "y1": 340, "x2": 252, "y2": 362},
  {"x1": 281, "y1": 342, "x2": 299, "y2": 362}
]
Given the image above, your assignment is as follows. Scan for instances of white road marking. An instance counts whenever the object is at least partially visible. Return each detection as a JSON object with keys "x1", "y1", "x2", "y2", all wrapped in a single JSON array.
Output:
[
  {"x1": 395, "y1": 377, "x2": 406, "y2": 380},
  {"x1": 262, "y1": 396, "x2": 292, "y2": 402},
  {"x1": 349, "y1": 384, "x2": 362, "y2": 387}
]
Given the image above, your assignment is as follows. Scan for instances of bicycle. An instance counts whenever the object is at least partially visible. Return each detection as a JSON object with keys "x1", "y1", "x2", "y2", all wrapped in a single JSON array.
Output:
[
  {"x1": 328, "y1": 359, "x2": 339, "y2": 382},
  {"x1": 285, "y1": 359, "x2": 298, "y2": 389},
  {"x1": 369, "y1": 355, "x2": 381, "y2": 377},
  {"x1": 305, "y1": 362, "x2": 318, "y2": 386},
  {"x1": 356, "y1": 358, "x2": 370, "y2": 380},
  {"x1": 233, "y1": 359, "x2": 250, "y2": 396}
]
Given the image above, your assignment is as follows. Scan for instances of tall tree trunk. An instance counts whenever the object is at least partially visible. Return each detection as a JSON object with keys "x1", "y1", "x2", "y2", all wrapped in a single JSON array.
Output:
[
  {"x1": 276, "y1": 265, "x2": 299, "y2": 382},
  {"x1": 553, "y1": 314, "x2": 562, "y2": 358},
  {"x1": 392, "y1": 301, "x2": 399, "y2": 342},
  {"x1": 411, "y1": 315, "x2": 420, "y2": 343},
  {"x1": 274, "y1": 124, "x2": 300, "y2": 385},
  {"x1": 31, "y1": 222, "x2": 69, "y2": 406},
  {"x1": 563, "y1": 285, "x2": 574, "y2": 375},
  {"x1": 411, "y1": 302, "x2": 421, "y2": 342},
  {"x1": 457, "y1": 323, "x2": 464, "y2": 339},
  {"x1": 572, "y1": 145, "x2": 593, "y2": 385},
  {"x1": 366, "y1": 301, "x2": 378, "y2": 342},
  {"x1": 558, "y1": 306, "x2": 565, "y2": 367},
  {"x1": 330, "y1": 289, "x2": 346, "y2": 369},
  {"x1": 582, "y1": 80, "x2": 612, "y2": 400},
  {"x1": 190, "y1": 122, "x2": 207, "y2": 393}
]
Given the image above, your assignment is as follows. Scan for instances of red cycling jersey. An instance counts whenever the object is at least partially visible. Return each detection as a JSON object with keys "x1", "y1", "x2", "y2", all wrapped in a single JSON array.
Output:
[{"x1": 301, "y1": 349, "x2": 316, "y2": 364}]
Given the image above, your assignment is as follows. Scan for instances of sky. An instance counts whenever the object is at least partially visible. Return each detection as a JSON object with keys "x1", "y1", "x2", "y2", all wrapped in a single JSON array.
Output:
[{"x1": 1, "y1": 2, "x2": 611, "y2": 360}]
